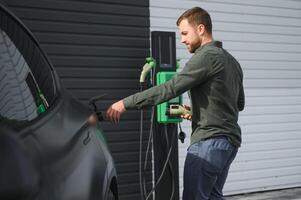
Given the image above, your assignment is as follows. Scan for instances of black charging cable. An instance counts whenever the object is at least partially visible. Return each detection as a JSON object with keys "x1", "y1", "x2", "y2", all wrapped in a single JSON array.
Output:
[
  {"x1": 139, "y1": 62, "x2": 176, "y2": 200},
  {"x1": 145, "y1": 126, "x2": 175, "y2": 200},
  {"x1": 178, "y1": 122, "x2": 186, "y2": 144},
  {"x1": 164, "y1": 125, "x2": 175, "y2": 200},
  {"x1": 142, "y1": 106, "x2": 154, "y2": 198}
]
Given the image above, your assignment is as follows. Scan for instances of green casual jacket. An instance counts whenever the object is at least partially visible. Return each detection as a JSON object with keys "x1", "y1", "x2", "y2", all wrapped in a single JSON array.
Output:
[{"x1": 123, "y1": 41, "x2": 245, "y2": 147}]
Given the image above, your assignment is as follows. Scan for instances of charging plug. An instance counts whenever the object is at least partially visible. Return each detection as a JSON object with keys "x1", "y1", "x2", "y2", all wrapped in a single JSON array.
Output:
[
  {"x1": 166, "y1": 105, "x2": 191, "y2": 117},
  {"x1": 178, "y1": 131, "x2": 186, "y2": 143},
  {"x1": 139, "y1": 57, "x2": 156, "y2": 83}
]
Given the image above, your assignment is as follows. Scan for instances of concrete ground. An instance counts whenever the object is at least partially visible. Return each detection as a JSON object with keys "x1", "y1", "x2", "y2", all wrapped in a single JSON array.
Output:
[{"x1": 226, "y1": 187, "x2": 301, "y2": 200}]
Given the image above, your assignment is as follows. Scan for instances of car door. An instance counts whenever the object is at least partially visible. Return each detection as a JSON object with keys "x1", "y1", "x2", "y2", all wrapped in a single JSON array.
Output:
[{"x1": 0, "y1": 4, "x2": 113, "y2": 200}]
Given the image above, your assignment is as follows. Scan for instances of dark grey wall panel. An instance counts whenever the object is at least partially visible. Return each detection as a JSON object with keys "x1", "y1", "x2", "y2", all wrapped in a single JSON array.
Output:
[{"x1": 0, "y1": 0, "x2": 151, "y2": 199}]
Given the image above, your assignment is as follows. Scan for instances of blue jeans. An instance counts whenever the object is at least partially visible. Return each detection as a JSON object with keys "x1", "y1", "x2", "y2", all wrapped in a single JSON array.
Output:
[{"x1": 183, "y1": 136, "x2": 238, "y2": 200}]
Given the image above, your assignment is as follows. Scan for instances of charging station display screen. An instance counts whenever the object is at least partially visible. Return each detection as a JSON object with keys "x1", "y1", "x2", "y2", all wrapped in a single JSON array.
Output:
[{"x1": 159, "y1": 35, "x2": 172, "y2": 68}]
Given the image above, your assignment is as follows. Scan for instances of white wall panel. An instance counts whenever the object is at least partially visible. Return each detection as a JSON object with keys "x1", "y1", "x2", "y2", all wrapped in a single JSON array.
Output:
[{"x1": 150, "y1": 0, "x2": 301, "y2": 197}]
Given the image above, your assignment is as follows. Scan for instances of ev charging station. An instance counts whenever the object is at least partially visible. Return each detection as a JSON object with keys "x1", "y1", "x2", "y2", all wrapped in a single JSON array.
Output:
[{"x1": 148, "y1": 31, "x2": 187, "y2": 200}]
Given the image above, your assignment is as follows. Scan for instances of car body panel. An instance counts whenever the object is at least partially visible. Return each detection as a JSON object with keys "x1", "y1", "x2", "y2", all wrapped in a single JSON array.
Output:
[{"x1": 0, "y1": 3, "x2": 118, "y2": 200}]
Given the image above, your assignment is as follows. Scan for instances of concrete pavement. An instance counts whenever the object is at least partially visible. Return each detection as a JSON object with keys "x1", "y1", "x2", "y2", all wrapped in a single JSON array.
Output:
[{"x1": 226, "y1": 187, "x2": 301, "y2": 200}]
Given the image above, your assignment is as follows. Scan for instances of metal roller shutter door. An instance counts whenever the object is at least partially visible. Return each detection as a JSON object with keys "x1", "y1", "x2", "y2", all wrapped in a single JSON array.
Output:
[{"x1": 150, "y1": 0, "x2": 301, "y2": 197}]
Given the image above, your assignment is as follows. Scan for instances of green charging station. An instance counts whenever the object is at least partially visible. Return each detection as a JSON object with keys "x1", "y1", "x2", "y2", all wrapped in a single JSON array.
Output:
[
  {"x1": 151, "y1": 31, "x2": 181, "y2": 200},
  {"x1": 156, "y1": 72, "x2": 183, "y2": 124},
  {"x1": 150, "y1": 31, "x2": 183, "y2": 124}
]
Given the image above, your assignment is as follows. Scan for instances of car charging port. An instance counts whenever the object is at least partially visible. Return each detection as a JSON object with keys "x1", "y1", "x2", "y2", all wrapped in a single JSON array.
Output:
[{"x1": 89, "y1": 94, "x2": 107, "y2": 122}]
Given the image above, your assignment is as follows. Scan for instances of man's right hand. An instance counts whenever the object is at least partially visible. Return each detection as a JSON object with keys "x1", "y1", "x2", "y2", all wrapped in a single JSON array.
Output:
[{"x1": 106, "y1": 100, "x2": 126, "y2": 123}]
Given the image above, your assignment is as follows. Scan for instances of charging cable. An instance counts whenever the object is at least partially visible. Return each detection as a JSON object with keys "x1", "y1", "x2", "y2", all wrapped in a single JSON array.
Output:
[
  {"x1": 144, "y1": 124, "x2": 175, "y2": 200},
  {"x1": 138, "y1": 57, "x2": 176, "y2": 200},
  {"x1": 139, "y1": 57, "x2": 156, "y2": 200},
  {"x1": 164, "y1": 125, "x2": 175, "y2": 200},
  {"x1": 142, "y1": 106, "x2": 154, "y2": 197}
]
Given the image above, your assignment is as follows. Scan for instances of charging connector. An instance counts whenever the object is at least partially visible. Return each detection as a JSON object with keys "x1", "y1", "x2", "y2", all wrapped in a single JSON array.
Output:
[
  {"x1": 139, "y1": 57, "x2": 156, "y2": 83},
  {"x1": 166, "y1": 105, "x2": 191, "y2": 117}
]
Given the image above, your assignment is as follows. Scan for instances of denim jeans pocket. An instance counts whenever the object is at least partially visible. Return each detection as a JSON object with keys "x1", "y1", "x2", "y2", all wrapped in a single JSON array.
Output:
[{"x1": 205, "y1": 138, "x2": 237, "y2": 173}]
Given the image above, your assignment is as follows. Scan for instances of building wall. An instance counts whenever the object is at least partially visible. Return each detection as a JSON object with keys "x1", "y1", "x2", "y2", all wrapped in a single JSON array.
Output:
[
  {"x1": 150, "y1": 0, "x2": 301, "y2": 197},
  {"x1": 0, "y1": 0, "x2": 151, "y2": 199},
  {"x1": 2, "y1": 0, "x2": 301, "y2": 198}
]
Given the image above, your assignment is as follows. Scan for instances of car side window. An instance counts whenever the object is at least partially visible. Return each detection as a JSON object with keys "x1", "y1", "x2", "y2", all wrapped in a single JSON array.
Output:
[
  {"x1": 0, "y1": 8, "x2": 57, "y2": 122},
  {"x1": 0, "y1": 29, "x2": 46, "y2": 121}
]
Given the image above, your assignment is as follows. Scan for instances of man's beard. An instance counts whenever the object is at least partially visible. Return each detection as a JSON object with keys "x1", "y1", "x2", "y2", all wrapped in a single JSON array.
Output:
[
  {"x1": 188, "y1": 45, "x2": 197, "y2": 53},
  {"x1": 187, "y1": 40, "x2": 201, "y2": 53}
]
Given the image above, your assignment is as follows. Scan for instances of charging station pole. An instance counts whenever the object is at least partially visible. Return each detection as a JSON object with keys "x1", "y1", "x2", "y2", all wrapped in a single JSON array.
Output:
[{"x1": 151, "y1": 31, "x2": 180, "y2": 200}]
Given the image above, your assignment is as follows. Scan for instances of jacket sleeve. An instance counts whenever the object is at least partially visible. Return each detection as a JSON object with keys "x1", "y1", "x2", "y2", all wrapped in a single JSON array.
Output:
[{"x1": 123, "y1": 53, "x2": 211, "y2": 110}]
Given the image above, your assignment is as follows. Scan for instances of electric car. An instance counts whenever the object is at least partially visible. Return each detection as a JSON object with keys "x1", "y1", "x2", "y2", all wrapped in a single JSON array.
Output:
[{"x1": 0, "y1": 4, "x2": 118, "y2": 200}]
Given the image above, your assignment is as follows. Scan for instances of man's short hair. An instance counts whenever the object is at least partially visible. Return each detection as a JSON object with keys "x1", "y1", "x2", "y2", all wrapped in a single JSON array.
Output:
[{"x1": 176, "y1": 7, "x2": 212, "y2": 34}]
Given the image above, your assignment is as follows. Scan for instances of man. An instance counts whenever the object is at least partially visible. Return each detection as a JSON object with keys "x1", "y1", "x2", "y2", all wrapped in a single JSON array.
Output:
[{"x1": 106, "y1": 7, "x2": 245, "y2": 200}]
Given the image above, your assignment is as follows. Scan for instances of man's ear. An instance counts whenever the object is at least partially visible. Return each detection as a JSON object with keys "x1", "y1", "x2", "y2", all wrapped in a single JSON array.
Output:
[{"x1": 197, "y1": 24, "x2": 205, "y2": 36}]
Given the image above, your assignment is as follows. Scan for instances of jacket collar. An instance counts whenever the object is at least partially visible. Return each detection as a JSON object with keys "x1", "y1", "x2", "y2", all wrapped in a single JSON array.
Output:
[{"x1": 195, "y1": 41, "x2": 223, "y2": 53}]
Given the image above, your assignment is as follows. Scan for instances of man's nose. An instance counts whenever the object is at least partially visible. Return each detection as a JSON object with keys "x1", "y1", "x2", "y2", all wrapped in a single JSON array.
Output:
[{"x1": 181, "y1": 37, "x2": 186, "y2": 44}]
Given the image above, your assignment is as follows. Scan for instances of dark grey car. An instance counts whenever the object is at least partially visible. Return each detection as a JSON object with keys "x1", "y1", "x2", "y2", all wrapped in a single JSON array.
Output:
[{"x1": 0, "y1": 4, "x2": 118, "y2": 200}]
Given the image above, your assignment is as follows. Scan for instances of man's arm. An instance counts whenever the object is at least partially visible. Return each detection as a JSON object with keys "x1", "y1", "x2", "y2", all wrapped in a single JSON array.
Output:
[
  {"x1": 106, "y1": 52, "x2": 211, "y2": 122},
  {"x1": 123, "y1": 53, "x2": 211, "y2": 110}
]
